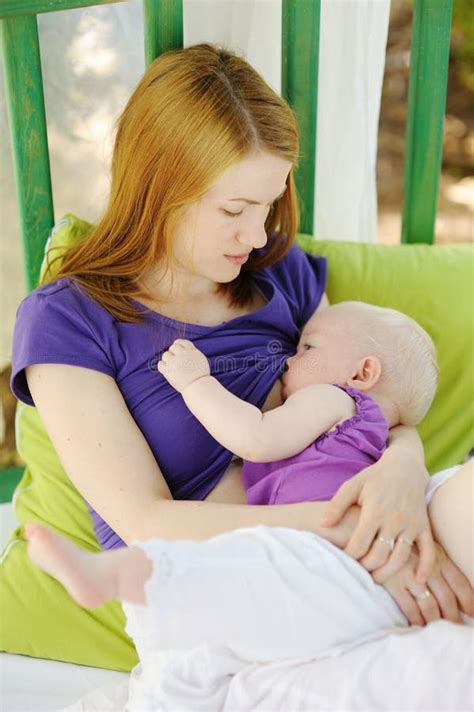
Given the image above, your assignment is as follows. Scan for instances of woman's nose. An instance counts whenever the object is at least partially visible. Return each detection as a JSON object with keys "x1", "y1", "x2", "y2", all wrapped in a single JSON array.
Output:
[{"x1": 238, "y1": 225, "x2": 268, "y2": 250}]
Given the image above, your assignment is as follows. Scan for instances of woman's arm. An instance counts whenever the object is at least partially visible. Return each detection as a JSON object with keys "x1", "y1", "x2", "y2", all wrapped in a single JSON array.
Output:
[{"x1": 26, "y1": 363, "x2": 347, "y2": 544}]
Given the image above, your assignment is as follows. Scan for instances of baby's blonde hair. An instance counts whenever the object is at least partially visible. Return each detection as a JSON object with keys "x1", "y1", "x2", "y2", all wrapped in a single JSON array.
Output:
[{"x1": 327, "y1": 301, "x2": 439, "y2": 426}]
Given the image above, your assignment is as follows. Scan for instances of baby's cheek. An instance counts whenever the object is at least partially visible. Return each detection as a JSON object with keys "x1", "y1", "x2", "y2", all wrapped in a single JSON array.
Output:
[{"x1": 286, "y1": 367, "x2": 309, "y2": 392}]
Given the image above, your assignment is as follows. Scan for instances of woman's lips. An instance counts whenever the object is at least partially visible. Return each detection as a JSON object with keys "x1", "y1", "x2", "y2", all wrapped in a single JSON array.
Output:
[{"x1": 224, "y1": 254, "x2": 249, "y2": 265}]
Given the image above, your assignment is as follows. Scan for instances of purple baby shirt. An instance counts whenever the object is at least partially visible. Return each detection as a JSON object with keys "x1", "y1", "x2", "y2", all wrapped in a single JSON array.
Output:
[
  {"x1": 242, "y1": 386, "x2": 388, "y2": 505},
  {"x1": 11, "y1": 243, "x2": 326, "y2": 549}
]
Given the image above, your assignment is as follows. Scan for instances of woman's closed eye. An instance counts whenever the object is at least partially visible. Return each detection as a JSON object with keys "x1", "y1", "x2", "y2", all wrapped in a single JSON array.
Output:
[{"x1": 222, "y1": 204, "x2": 274, "y2": 219}]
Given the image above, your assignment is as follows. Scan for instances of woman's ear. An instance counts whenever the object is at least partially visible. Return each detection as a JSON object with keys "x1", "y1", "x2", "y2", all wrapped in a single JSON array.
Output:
[{"x1": 347, "y1": 356, "x2": 382, "y2": 391}]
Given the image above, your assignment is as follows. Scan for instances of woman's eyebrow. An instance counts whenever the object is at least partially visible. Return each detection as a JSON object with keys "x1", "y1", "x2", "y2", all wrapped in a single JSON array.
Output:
[{"x1": 229, "y1": 187, "x2": 287, "y2": 206}]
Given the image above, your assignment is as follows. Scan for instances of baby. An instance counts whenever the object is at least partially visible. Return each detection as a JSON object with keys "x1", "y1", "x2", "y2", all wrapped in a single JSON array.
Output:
[{"x1": 157, "y1": 300, "x2": 439, "y2": 506}]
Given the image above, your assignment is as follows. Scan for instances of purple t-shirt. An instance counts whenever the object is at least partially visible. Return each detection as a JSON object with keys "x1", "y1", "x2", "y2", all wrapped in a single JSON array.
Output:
[
  {"x1": 242, "y1": 386, "x2": 388, "y2": 505},
  {"x1": 11, "y1": 243, "x2": 326, "y2": 549}
]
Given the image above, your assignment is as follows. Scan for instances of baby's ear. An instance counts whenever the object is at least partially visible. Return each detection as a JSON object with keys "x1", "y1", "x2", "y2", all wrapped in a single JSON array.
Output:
[{"x1": 347, "y1": 356, "x2": 382, "y2": 391}]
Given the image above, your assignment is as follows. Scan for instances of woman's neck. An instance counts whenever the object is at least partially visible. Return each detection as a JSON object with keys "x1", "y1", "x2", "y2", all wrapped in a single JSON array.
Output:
[{"x1": 138, "y1": 265, "x2": 218, "y2": 304}]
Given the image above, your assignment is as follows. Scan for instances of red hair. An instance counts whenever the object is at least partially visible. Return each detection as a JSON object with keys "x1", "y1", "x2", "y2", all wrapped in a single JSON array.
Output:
[{"x1": 42, "y1": 42, "x2": 301, "y2": 322}]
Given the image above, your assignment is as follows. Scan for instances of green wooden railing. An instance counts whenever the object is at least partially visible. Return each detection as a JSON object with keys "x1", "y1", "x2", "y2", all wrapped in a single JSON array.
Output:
[
  {"x1": 401, "y1": 0, "x2": 453, "y2": 244},
  {"x1": 0, "y1": 0, "x2": 453, "y2": 487}
]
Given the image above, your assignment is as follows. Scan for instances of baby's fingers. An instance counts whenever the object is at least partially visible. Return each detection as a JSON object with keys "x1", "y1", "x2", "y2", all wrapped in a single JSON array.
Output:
[
  {"x1": 172, "y1": 339, "x2": 193, "y2": 346},
  {"x1": 168, "y1": 339, "x2": 190, "y2": 353}
]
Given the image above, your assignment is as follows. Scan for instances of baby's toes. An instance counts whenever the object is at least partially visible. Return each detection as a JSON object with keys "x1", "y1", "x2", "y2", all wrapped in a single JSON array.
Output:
[{"x1": 25, "y1": 522, "x2": 48, "y2": 541}]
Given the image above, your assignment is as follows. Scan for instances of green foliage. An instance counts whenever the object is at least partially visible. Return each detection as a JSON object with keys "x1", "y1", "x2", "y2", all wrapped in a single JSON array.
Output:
[{"x1": 451, "y1": 0, "x2": 474, "y2": 91}]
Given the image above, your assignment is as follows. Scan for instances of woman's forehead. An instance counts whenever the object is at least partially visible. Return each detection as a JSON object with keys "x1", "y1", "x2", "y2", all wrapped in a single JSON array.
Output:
[{"x1": 207, "y1": 154, "x2": 291, "y2": 200}]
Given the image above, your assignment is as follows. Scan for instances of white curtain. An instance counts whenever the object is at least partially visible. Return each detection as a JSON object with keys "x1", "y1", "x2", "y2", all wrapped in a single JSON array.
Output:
[
  {"x1": 0, "y1": 0, "x2": 390, "y2": 366},
  {"x1": 316, "y1": 0, "x2": 390, "y2": 243}
]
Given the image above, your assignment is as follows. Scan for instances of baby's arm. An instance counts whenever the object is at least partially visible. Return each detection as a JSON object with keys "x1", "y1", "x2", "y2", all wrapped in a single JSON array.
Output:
[{"x1": 158, "y1": 339, "x2": 355, "y2": 462}]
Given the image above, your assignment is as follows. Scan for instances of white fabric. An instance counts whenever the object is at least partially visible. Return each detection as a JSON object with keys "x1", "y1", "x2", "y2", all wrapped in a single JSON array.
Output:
[
  {"x1": 0, "y1": 505, "x2": 128, "y2": 711},
  {"x1": 64, "y1": 464, "x2": 473, "y2": 711},
  {"x1": 315, "y1": 0, "x2": 390, "y2": 243},
  {"x1": 1, "y1": 0, "x2": 390, "y2": 365},
  {"x1": 67, "y1": 621, "x2": 474, "y2": 712},
  {"x1": 0, "y1": 653, "x2": 127, "y2": 712}
]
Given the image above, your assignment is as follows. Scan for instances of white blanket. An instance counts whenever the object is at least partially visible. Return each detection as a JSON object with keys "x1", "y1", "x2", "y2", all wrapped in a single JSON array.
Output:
[
  {"x1": 64, "y1": 526, "x2": 473, "y2": 711},
  {"x1": 64, "y1": 467, "x2": 473, "y2": 711}
]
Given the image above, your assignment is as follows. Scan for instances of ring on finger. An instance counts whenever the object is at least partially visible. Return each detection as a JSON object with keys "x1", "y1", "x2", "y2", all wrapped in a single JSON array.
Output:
[
  {"x1": 377, "y1": 535, "x2": 395, "y2": 551},
  {"x1": 412, "y1": 589, "x2": 431, "y2": 602},
  {"x1": 397, "y1": 537, "x2": 413, "y2": 547}
]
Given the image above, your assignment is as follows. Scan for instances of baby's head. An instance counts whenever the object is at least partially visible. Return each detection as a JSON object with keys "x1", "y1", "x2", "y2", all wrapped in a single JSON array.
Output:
[{"x1": 283, "y1": 301, "x2": 438, "y2": 426}]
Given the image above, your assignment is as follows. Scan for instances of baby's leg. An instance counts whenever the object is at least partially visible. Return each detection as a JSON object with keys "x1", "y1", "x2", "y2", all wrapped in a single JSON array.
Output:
[
  {"x1": 25, "y1": 522, "x2": 152, "y2": 608},
  {"x1": 427, "y1": 459, "x2": 473, "y2": 586}
]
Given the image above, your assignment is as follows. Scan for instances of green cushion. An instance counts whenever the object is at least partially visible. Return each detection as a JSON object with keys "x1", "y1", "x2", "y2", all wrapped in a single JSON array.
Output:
[
  {"x1": 1, "y1": 215, "x2": 139, "y2": 671},
  {"x1": 296, "y1": 233, "x2": 474, "y2": 474},
  {"x1": 1, "y1": 215, "x2": 472, "y2": 671}
]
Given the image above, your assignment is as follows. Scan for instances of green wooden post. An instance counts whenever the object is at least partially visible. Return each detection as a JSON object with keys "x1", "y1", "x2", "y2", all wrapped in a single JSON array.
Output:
[
  {"x1": 0, "y1": 14, "x2": 54, "y2": 290},
  {"x1": 401, "y1": 0, "x2": 453, "y2": 244},
  {"x1": 0, "y1": 0, "x2": 128, "y2": 292},
  {"x1": 281, "y1": 0, "x2": 320, "y2": 237},
  {"x1": 143, "y1": 0, "x2": 183, "y2": 68}
]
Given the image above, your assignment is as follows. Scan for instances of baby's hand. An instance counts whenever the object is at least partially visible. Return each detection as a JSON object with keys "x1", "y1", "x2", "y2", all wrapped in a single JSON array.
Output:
[{"x1": 157, "y1": 339, "x2": 210, "y2": 393}]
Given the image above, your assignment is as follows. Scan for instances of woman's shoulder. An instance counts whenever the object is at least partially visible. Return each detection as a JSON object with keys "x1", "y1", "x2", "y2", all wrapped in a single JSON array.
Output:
[
  {"x1": 22, "y1": 276, "x2": 102, "y2": 307},
  {"x1": 12, "y1": 278, "x2": 117, "y2": 406},
  {"x1": 17, "y1": 277, "x2": 115, "y2": 331}
]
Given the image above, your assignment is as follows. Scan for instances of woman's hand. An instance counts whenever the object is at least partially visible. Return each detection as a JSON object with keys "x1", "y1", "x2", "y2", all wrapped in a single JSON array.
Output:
[
  {"x1": 158, "y1": 339, "x2": 210, "y2": 393},
  {"x1": 374, "y1": 542, "x2": 474, "y2": 626},
  {"x1": 321, "y1": 445, "x2": 436, "y2": 584}
]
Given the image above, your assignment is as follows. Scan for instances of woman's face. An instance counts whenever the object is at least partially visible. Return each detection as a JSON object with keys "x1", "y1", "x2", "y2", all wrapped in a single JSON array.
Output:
[
  {"x1": 165, "y1": 151, "x2": 292, "y2": 297},
  {"x1": 282, "y1": 309, "x2": 362, "y2": 398}
]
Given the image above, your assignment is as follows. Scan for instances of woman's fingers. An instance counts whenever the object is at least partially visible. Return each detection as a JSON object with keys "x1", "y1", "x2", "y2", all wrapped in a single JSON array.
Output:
[
  {"x1": 439, "y1": 555, "x2": 474, "y2": 618},
  {"x1": 322, "y1": 477, "x2": 362, "y2": 527},
  {"x1": 367, "y1": 533, "x2": 416, "y2": 583},
  {"x1": 407, "y1": 584, "x2": 441, "y2": 624},
  {"x1": 386, "y1": 586, "x2": 425, "y2": 627},
  {"x1": 424, "y1": 574, "x2": 462, "y2": 623},
  {"x1": 342, "y1": 508, "x2": 380, "y2": 560},
  {"x1": 414, "y1": 528, "x2": 437, "y2": 584},
  {"x1": 358, "y1": 533, "x2": 396, "y2": 571}
]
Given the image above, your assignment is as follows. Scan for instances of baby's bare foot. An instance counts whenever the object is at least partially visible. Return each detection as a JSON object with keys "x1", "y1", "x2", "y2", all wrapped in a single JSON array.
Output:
[{"x1": 25, "y1": 522, "x2": 118, "y2": 608}]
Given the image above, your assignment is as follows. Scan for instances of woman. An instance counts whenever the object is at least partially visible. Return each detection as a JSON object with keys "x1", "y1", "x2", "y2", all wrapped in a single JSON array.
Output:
[{"x1": 10, "y1": 41, "x2": 471, "y2": 643}]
